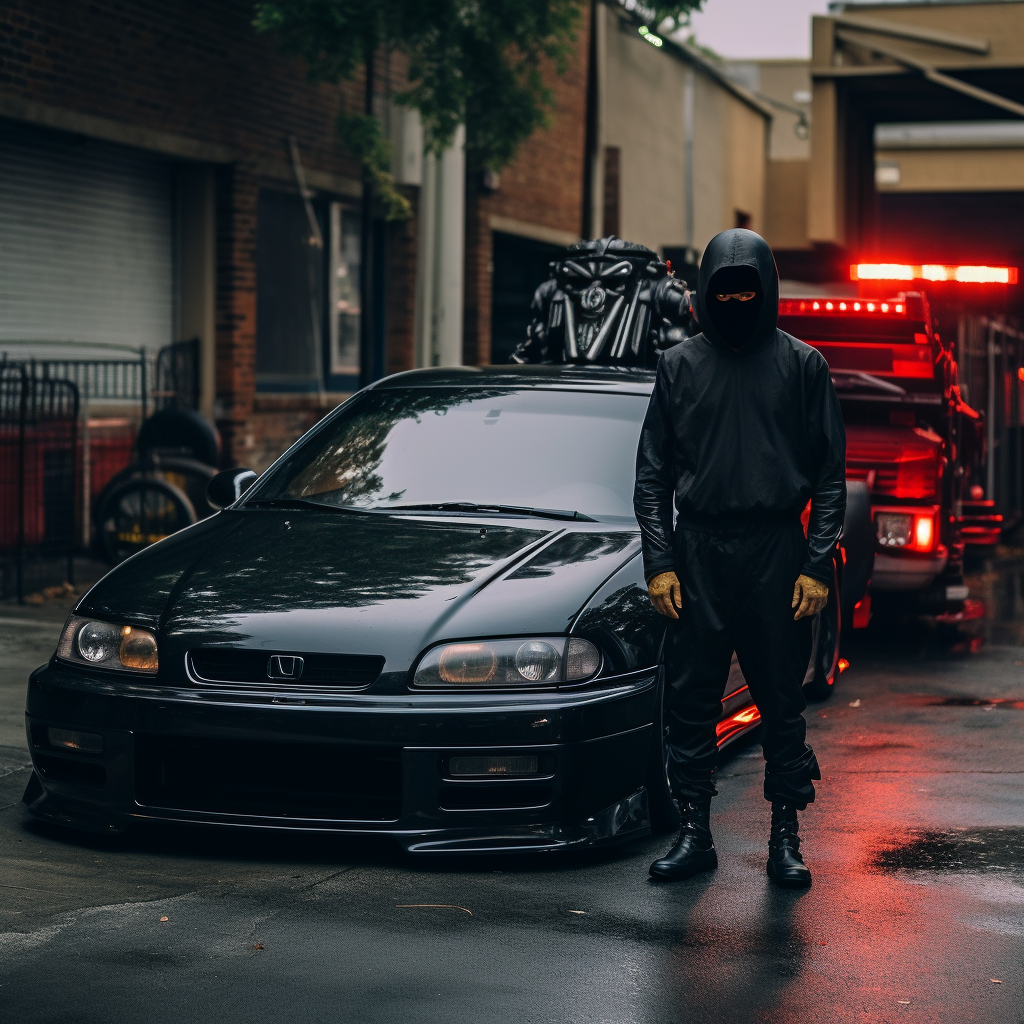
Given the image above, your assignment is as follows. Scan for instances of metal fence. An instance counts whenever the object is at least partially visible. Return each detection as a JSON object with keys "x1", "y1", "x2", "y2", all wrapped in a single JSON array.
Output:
[
  {"x1": 0, "y1": 364, "x2": 80, "y2": 601},
  {"x1": 0, "y1": 339, "x2": 199, "y2": 599},
  {"x1": 0, "y1": 337, "x2": 199, "y2": 412}
]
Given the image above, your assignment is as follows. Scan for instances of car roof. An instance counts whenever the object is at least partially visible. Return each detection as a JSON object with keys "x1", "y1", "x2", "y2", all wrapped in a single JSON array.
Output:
[{"x1": 371, "y1": 363, "x2": 656, "y2": 395}]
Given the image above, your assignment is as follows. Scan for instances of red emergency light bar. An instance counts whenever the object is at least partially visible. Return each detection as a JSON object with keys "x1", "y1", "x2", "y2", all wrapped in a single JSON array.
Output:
[
  {"x1": 779, "y1": 299, "x2": 905, "y2": 315},
  {"x1": 851, "y1": 263, "x2": 1018, "y2": 284}
]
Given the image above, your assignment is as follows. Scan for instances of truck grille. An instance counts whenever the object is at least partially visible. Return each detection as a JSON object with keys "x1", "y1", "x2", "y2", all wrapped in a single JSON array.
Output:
[
  {"x1": 134, "y1": 735, "x2": 402, "y2": 821},
  {"x1": 847, "y1": 463, "x2": 899, "y2": 495},
  {"x1": 188, "y1": 649, "x2": 384, "y2": 688}
]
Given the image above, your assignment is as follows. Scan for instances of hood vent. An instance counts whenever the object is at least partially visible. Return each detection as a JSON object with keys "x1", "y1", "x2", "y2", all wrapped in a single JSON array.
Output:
[{"x1": 188, "y1": 649, "x2": 384, "y2": 689}]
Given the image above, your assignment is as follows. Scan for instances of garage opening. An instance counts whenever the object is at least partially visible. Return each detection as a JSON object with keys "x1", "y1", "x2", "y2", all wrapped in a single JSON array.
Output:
[
  {"x1": 0, "y1": 121, "x2": 174, "y2": 351},
  {"x1": 490, "y1": 231, "x2": 564, "y2": 365}
]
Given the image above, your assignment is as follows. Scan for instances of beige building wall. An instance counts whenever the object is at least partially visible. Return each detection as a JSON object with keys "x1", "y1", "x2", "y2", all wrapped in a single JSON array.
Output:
[
  {"x1": 765, "y1": 159, "x2": 810, "y2": 250},
  {"x1": 808, "y1": 2, "x2": 1024, "y2": 246},
  {"x1": 726, "y1": 59, "x2": 813, "y2": 252},
  {"x1": 594, "y1": 4, "x2": 770, "y2": 260},
  {"x1": 876, "y1": 148, "x2": 1024, "y2": 192}
]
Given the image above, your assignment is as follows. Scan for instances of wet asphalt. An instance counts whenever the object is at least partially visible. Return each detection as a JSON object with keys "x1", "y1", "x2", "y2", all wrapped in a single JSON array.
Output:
[{"x1": 3, "y1": 570, "x2": 1024, "y2": 1024}]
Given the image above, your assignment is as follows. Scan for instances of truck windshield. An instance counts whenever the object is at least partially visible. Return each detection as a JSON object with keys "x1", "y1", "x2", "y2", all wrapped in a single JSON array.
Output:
[
  {"x1": 247, "y1": 387, "x2": 650, "y2": 520},
  {"x1": 778, "y1": 313, "x2": 936, "y2": 383}
]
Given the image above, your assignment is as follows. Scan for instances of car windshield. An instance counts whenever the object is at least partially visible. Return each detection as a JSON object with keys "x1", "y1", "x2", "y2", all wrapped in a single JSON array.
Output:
[{"x1": 248, "y1": 387, "x2": 650, "y2": 520}]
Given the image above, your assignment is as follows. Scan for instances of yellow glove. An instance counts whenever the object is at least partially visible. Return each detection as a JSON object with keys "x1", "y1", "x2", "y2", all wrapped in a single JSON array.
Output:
[
  {"x1": 792, "y1": 574, "x2": 829, "y2": 620},
  {"x1": 648, "y1": 571, "x2": 682, "y2": 619}
]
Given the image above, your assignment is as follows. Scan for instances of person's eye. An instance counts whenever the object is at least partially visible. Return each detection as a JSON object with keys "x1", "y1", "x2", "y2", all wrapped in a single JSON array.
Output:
[
  {"x1": 714, "y1": 294, "x2": 730, "y2": 301},
  {"x1": 736, "y1": 292, "x2": 757, "y2": 301}
]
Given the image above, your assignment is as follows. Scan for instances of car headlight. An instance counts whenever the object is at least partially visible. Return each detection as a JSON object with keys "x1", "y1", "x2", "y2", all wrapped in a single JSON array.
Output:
[
  {"x1": 413, "y1": 637, "x2": 602, "y2": 689},
  {"x1": 56, "y1": 615, "x2": 159, "y2": 675}
]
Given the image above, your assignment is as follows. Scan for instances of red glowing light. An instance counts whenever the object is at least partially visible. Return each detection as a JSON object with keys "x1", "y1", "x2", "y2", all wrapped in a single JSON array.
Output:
[
  {"x1": 852, "y1": 263, "x2": 1017, "y2": 284},
  {"x1": 1018, "y1": 367, "x2": 1024, "y2": 383},
  {"x1": 852, "y1": 263, "x2": 915, "y2": 281},
  {"x1": 715, "y1": 702, "x2": 761, "y2": 742},
  {"x1": 838, "y1": 658, "x2": 850, "y2": 673},
  {"x1": 778, "y1": 298, "x2": 906, "y2": 317},
  {"x1": 914, "y1": 514, "x2": 934, "y2": 551}
]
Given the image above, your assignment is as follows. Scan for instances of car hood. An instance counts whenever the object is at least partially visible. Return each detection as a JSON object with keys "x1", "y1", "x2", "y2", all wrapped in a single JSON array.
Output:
[{"x1": 78, "y1": 509, "x2": 641, "y2": 677}]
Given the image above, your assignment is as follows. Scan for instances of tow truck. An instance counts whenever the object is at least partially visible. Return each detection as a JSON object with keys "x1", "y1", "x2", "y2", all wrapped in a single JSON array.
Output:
[{"x1": 778, "y1": 280, "x2": 996, "y2": 622}]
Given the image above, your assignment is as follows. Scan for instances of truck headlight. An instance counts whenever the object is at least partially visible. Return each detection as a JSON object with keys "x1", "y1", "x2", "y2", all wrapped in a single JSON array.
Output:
[
  {"x1": 876, "y1": 512, "x2": 913, "y2": 548},
  {"x1": 876, "y1": 510, "x2": 937, "y2": 552},
  {"x1": 413, "y1": 637, "x2": 602, "y2": 689},
  {"x1": 56, "y1": 615, "x2": 159, "y2": 675}
]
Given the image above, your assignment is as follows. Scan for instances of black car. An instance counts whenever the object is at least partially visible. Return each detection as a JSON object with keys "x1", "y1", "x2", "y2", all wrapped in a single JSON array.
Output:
[{"x1": 23, "y1": 365, "x2": 845, "y2": 854}]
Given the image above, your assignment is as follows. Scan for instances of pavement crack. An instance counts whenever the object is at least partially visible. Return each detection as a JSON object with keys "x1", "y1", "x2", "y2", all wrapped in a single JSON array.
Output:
[
  {"x1": 0, "y1": 883, "x2": 76, "y2": 897},
  {"x1": 297, "y1": 866, "x2": 355, "y2": 891}
]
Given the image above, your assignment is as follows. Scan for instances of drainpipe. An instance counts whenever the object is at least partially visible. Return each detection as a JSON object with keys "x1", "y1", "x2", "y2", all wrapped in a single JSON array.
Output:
[{"x1": 683, "y1": 69, "x2": 695, "y2": 254}]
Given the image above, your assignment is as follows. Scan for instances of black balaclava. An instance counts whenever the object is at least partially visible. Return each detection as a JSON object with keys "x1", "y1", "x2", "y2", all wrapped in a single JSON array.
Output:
[
  {"x1": 694, "y1": 228, "x2": 780, "y2": 355},
  {"x1": 706, "y1": 265, "x2": 763, "y2": 349}
]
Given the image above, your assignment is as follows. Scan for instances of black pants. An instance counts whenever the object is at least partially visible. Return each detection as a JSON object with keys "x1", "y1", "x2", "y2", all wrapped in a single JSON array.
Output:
[{"x1": 665, "y1": 516, "x2": 820, "y2": 809}]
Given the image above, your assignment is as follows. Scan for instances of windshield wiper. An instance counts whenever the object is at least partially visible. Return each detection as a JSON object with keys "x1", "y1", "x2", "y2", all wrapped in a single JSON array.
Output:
[
  {"x1": 380, "y1": 502, "x2": 595, "y2": 522},
  {"x1": 242, "y1": 497, "x2": 366, "y2": 514}
]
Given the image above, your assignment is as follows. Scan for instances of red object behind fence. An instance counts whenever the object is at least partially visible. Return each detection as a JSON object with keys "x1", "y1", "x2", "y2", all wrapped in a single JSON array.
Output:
[{"x1": 82, "y1": 419, "x2": 137, "y2": 500}]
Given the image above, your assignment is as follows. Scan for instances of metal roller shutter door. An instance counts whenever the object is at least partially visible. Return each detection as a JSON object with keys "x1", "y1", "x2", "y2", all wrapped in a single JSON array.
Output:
[{"x1": 0, "y1": 122, "x2": 173, "y2": 350}]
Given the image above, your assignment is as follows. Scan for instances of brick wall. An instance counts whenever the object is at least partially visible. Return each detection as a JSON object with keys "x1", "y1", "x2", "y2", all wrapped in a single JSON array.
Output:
[
  {"x1": 0, "y1": 0, "x2": 365, "y2": 178},
  {"x1": 1, "y1": 0, "x2": 419, "y2": 467},
  {"x1": 462, "y1": 7, "x2": 590, "y2": 367}
]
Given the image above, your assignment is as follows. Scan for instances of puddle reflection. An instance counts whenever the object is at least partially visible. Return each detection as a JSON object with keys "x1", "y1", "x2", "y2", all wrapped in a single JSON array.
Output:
[{"x1": 966, "y1": 553, "x2": 1024, "y2": 645}]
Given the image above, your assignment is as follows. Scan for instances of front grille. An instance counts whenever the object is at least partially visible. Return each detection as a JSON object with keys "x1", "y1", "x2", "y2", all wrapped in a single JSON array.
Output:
[
  {"x1": 438, "y1": 781, "x2": 554, "y2": 811},
  {"x1": 134, "y1": 735, "x2": 401, "y2": 821},
  {"x1": 188, "y1": 649, "x2": 384, "y2": 688}
]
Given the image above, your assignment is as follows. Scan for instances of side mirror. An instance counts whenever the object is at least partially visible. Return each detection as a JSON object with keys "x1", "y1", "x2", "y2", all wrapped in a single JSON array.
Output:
[{"x1": 206, "y1": 468, "x2": 257, "y2": 511}]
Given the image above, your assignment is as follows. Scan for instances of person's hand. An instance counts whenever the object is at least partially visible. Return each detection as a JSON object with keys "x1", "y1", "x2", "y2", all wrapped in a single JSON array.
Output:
[
  {"x1": 792, "y1": 574, "x2": 828, "y2": 620},
  {"x1": 648, "y1": 571, "x2": 682, "y2": 619}
]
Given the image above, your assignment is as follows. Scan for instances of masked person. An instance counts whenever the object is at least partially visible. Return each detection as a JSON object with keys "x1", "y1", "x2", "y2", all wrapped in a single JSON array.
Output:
[{"x1": 634, "y1": 229, "x2": 845, "y2": 889}]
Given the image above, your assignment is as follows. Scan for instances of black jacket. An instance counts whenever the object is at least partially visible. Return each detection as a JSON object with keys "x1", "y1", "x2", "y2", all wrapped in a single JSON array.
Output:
[{"x1": 633, "y1": 229, "x2": 846, "y2": 586}]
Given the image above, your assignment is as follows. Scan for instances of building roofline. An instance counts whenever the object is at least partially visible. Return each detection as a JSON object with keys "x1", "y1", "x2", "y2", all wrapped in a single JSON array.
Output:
[
  {"x1": 604, "y1": 1, "x2": 775, "y2": 120},
  {"x1": 831, "y1": 1, "x2": 1023, "y2": 9}
]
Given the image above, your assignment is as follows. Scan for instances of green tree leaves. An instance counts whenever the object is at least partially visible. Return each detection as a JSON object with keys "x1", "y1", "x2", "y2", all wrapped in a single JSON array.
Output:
[{"x1": 254, "y1": 0, "x2": 703, "y2": 218}]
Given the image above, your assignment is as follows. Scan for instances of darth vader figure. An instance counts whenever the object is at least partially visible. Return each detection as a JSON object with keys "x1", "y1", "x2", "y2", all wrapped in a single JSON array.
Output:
[{"x1": 511, "y1": 236, "x2": 695, "y2": 366}]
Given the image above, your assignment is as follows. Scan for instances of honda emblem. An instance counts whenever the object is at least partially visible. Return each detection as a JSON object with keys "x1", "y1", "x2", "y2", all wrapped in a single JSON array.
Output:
[{"x1": 267, "y1": 655, "x2": 304, "y2": 680}]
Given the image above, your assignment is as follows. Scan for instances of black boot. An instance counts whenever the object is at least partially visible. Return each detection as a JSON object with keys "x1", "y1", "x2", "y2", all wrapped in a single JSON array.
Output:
[
  {"x1": 649, "y1": 798, "x2": 717, "y2": 881},
  {"x1": 766, "y1": 802, "x2": 811, "y2": 889}
]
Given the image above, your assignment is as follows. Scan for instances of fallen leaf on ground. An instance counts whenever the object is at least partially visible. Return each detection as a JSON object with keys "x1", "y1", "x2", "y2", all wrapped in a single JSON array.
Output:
[
  {"x1": 159, "y1": 917, "x2": 168, "y2": 922},
  {"x1": 253, "y1": 944, "x2": 264, "y2": 950},
  {"x1": 849, "y1": 699, "x2": 861, "y2": 707},
  {"x1": 396, "y1": 904, "x2": 473, "y2": 916},
  {"x1": 991, "y1": 979, "x2": 1002, "y2": 983}
]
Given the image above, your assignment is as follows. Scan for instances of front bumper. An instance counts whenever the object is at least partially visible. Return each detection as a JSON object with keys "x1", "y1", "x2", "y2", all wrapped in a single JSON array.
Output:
[
  {"x1": 23, "y1": 662, "x2": 658, "y2": 854},
  {"x1": 870, "y1": 550, "x2": 948, "y2": 592}
]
